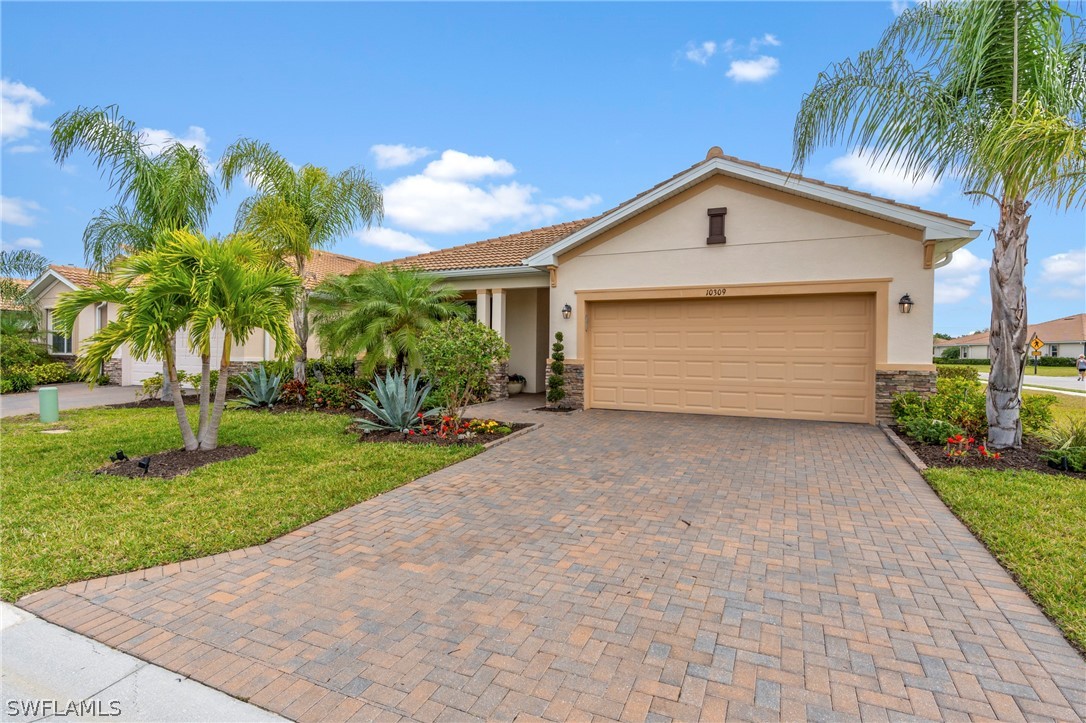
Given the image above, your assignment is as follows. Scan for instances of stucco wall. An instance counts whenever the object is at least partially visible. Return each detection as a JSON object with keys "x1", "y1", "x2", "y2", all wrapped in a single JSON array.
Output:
[
  {"x1": 36, "y1": 279, "x2": 102, "y2": 358},
  {"x1": 550, "y1": 175, "x2": 936, "y2": 365},
  {"x1": 505, "y1": 288, "x2": 544, "y2": 393}
]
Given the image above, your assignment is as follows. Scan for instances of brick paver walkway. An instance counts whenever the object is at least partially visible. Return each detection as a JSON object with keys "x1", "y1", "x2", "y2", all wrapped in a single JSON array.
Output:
[{"x1": 19, "y1": 408, "x2": 1086, "y2": 721}]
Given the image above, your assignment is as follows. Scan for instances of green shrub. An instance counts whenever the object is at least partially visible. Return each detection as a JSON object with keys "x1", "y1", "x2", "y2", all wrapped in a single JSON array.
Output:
[
  {"x1": 1040, "y1": 446, "x2": 1086, "y2": 473},
  {"x1": 0, "y1": 368, "x2": 35, "y2": 393},
  {"x1": 26, "y1": 362, "x2": 78, "y2": 385},
  {"x1": 1038, "y1": 414, "x2": 1086, "y2": 451},
  {"x1": 933, "y1": 356, "x2": 1078, "y2": 367},
  {"x1": 189, "y1": 370, "x2": 219, "y2": 394},
  {"x1": 926, "y1": 376, "x2": 988, "y2": 435},
  {"x1": 308, "y1": 381, "x2": 351, "y2": 409},
  {"x1": 900, "y1": 416, "x2": 965, "y2": 445},
  {"x1": 306, "y1": 357, "x2": 356, "y2": 383},
  {"x1": 1021, "y1": 394, "x2": 1057, "y2": 435},
  {"x1": 419, "y1": 318, "x2": 510, "y2": 418},
  {"x1": 891, "y1": 391, "x2": 927, "y2": 422},
  {"x1": 939, "y1": 346, "x2": 961, "y2": 360},
  {"x1": 932, "y1": 358, "x2": 990, "y2": 365},
  {"x1": 547, "y1": 332, "x2": 566, "y2": 406},
  {"x1": 0, "y1": 336, "x2": 49, "y2": 370},
  {"x1": 353, "y1": 370, "x2": 439, "y2": 433},
  {"x1": 936, "y1": 365, "x2": 979, "y2": 382}
]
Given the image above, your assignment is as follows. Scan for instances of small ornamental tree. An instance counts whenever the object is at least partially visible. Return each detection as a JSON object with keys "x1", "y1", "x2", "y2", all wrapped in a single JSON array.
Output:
[
  {"x1": 547, "y1": 332, "x2": 566, "y2": 407},
  {"x1": 419, "y1": 318, "x2": 510, "y2": 421}
]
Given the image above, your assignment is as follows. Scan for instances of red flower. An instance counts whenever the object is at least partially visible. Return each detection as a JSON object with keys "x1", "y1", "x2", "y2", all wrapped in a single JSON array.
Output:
[
  {"x1": 417, "y1": 412, "x2": 424, "y2": 418},
  {"x1": 408, "y1": 430, "x2": 415, "y2": 435}
]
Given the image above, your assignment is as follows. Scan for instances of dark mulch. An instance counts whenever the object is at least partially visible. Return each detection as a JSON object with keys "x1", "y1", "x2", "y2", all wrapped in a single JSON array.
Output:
[
  {"x1": 95, "y1": 445, "x2": 258, "y2": 479},
  {"x1": 892, "y1": 427, "x2": 1086, "y2": 478},
  {"x1": 531, "y1": 406, "x2": 576, "y2": 413},
  {"x1": 354, "y1": 421, "x2": 532, "y2": 446}
]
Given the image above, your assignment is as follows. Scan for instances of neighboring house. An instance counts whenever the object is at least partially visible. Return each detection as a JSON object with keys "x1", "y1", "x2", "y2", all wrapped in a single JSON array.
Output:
[
  {"x1": 934, "y1": 314, "x2": 1086, "y2": 360},
  {"x1": 22, "y1": 250, "x2": 373, "y2": 386},
  {"x1": 391, "y1": 148, "x2": 979, "y2": 423}
]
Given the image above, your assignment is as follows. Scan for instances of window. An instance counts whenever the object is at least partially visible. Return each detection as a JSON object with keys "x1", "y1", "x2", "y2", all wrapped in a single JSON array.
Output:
[
  {"x1": 961, "y1": 346, "x2": 968, "y2": 359},
  {"x1": 97, "y1": 304, "x2": 108, "y2": 331},
  {"x1": 44, "y1": 309, "x2": 72, "y2": 355},
  {"x1": 1050, "y1": 344, "x2": 1060, "y2": 357}
]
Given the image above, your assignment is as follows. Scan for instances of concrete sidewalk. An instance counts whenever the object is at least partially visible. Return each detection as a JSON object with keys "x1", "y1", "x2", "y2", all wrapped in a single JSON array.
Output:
[
  {"x1": 1, "y1": 603, "x2": 282, "y2": 722},
  {"x1": 0, "y1": 384, "x2": 140, "y2": 418}
]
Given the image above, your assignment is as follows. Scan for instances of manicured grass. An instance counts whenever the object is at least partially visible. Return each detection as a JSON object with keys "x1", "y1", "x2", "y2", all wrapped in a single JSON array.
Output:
[
  {"x1": 0, "y1": 406, "x2": 479, "y2": 602},
  {"x1": 1023, "y1": 389, "x2": 1086, "y2": 422},
  {"x1": 924, "y1": 468, "x2": 1086, "y2": 653},
  {"x1": 957, "y1": 363, "x2": 1081, "y2": 377}
]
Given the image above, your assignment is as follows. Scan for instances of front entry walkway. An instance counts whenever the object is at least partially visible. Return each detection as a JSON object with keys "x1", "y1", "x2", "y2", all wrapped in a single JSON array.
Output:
[{"x1": 19, "y1": 411, "x2": 1085, "y2": 721}]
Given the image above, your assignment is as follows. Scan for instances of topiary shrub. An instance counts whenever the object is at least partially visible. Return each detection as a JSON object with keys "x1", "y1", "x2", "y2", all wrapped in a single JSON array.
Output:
[
  {"x1": 419, "y1": 318, "x2": 510, "y2": 420},
  {"x1": 547, "y1": 332, "x2": 566, "y2": 407}
]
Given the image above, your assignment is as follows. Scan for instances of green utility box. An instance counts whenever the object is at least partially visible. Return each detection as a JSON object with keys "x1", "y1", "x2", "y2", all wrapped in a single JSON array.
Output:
[{"x1": 39, "y1": 386, "x2": 59, "y2": 424}]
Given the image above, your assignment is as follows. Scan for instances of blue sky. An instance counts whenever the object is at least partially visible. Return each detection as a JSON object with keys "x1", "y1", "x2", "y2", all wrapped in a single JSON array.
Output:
[{"x1": 2, "y1": 1, "x2": 1083, "y2": 337}]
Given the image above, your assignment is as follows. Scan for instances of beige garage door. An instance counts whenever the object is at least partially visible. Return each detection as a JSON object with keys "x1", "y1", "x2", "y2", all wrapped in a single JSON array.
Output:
[{"x1": 588, "y1": 294, "x2": 875, "y2": 423}]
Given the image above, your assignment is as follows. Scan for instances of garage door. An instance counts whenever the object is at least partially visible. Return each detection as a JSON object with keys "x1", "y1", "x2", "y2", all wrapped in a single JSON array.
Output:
[
  {"x1": 124, "y1": 326, "x2": 226, "y2": 385},
  {"x1": 587, "y1": 294, "x2": 874, "y2": 423}
]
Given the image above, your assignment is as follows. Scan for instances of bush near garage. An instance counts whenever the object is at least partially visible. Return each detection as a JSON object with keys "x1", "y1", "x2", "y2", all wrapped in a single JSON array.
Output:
[
  {"x1": 936, "y1": 365, "x2": 980, "y2": 382},
  {"x1": 894, "y1": 376, "x2": 1056, "y2": 439}
]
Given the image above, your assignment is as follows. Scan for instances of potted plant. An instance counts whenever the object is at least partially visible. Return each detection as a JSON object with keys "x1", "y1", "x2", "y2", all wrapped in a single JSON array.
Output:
[{"x1": 507, "y1": 373, "x2": 526, "y2": 395}]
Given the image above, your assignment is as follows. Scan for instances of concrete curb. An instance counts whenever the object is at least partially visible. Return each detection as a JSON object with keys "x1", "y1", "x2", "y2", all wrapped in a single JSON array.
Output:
[
  {"x1": 482, "y1": 422, "x2": 543, "y2": 451},
  {"x1": 878, "y1": 422, "x2": 928, "y2": 473}
]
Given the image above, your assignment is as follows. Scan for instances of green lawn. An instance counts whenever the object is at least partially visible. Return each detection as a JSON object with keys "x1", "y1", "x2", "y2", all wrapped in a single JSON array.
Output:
[
  {"x1": 925, "y1": 468, "x2": 1086, "y2": 654},
  {"x1": 1023, "y1": 389, "x2": 1086, "y2": 422},
  {"x1": 952, "y1": 363, "x2": 1081, "y2": 377},
  {"x1": 0, "y1": 406, "x2": 479, "y2": 602}
]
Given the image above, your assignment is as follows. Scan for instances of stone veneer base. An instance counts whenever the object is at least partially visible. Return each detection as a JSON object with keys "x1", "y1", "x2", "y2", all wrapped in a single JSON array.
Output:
[
  {"x1": 545, "y1": 361, "x2": 585, "y2": 410},
  {"x1": 875, "y1": 369, "x2": 936, "y2": 423}
]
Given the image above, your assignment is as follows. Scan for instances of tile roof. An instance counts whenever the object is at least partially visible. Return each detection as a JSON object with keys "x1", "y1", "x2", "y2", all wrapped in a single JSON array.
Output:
[
  {"x1": 385, "y1": 150, "x2": 974, "y2": 274},
  {"x1": 388, "y1": 218, "x2": 597, "y2": 272},
  {"x1": 934, "y1": 313, "x2": 1086, "y2": 346},
  {"x1": 0, "y1": 278, "x2": 31, "y2": 311},
  {"x1": 290, "y1": 250, "x2": 375, "y2": 289},
  {"x1": 48, "y1": 264, "x2": 102, "y2": 289}
]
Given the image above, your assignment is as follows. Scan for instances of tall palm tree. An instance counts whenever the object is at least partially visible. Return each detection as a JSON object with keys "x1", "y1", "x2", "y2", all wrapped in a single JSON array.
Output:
[
  {"x1": 310, "y1": 266, "x2": 467, "y2": 375},
  {"x1": 51, "y1": 105, "x2": 219, "y2": 401},
  {"x1": 793, "y1": 0, "x2": 1085, "y2": 448},
  {"x1": 56, "y1": 230, "x2": 299, "y2": 451},
  {"x1": 219, "y1": 139, "x2": 383, "y2": 381},
  {"x1": 0, "y1": 249, "x2": 49, "y2": 339}
]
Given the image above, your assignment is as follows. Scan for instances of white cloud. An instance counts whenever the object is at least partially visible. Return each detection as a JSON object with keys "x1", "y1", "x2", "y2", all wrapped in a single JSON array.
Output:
[
  {"x1": 683, "y1": 41, "x2": 717, "y2": 65},
  {"x1": 354, "y1": 227, "x2": 434, "y2": 255},
  {"x1": 384, "y1": 175, "x2": 552, "y2": 234},
  {"x1": 1039, "y1": 249, "x2": 1086, "y2": 299},
  {"x1": 422, "y1": 150, "x2": 515, "y2": 182},
  {"x1": 749, "y1": 33, "x2": 780, "y2": 51},
  {"x1": 554, "y1": 194, "x2": 602, "y2": 212},
  {"x1": 935, "y1": 248, "x2": 988, "y2": 304},
  {"x1": 7, "y1": 144, "x2": 41, "y2": 154},
  {"x1": 0, "y1": 196, "x2": 42, "y2": 227},
  {"x1": 1, "y1": 79, "x2": 48, "y2": 144},
  {"x1": 9, "y1": 236, "x2": 43, "y2": 249},
  {"x1": 891, "y1": 0, "x2": 910, "y2": 14},
  {"x1": 828, "y1": 150, "x2": 943, "y2": 201},
  {"x1": 138, "y1": 125, "x2": 210, "y2": 156},
  {"x1": 371, "y1": 143, "x2": 433, "y2": 170},
  {"x1": 725, "y1": 56, "x2": 780, "y2": 83}
]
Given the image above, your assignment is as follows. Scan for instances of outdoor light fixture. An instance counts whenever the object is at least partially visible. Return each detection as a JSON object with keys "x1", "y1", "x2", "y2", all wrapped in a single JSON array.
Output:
[
  {"x1": 562, "y1": 304, "x2": 573, "y2": 319},
  {"x1": 137, "y1": 457, "x2": 151, "y2": 476},
  {"x1": 110, "y1": 450, "x2": 128, "y2": 463},
  {"x1": 898, "y1": 293, "x2": 914, "y2": 314}
]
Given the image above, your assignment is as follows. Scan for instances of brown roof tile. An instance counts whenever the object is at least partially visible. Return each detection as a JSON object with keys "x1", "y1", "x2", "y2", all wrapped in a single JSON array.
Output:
[
  {"x1": 292, "y1": 250, "x2": 375, "y2": 289},
  {"x1": 935, "y1": 313, "x2": 1086, "y2": 346},
  {"x1": 48, "y1": 264, "x2": 102, "y2": 289},
  {"x1": 0, "y1": 277, "x2": 31, "y2": 311},
  {"x1": 388, "y1": 218, "x2": 597, "y2": 272}
]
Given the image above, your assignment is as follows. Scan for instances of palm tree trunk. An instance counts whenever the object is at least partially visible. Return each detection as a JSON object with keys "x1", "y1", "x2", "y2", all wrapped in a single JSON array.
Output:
[
  {"x1": 160, "y1": 358, "x2": 174, "y2": 402},
  {"x1": 164, "y1": 339, "x2": 198, "y2": 451},
  {"x1": 200, "y1": 337, "x2": 232, "y2": 451},
  {"x1": 196, "y1": 352, "x2": 211, "y2": 443},
  {"x1": 986, "y1": 196, "x2": 1031, "y2": 449},
  {"x1": 292, "y1": 257, "x2": 309, "y2": 382}
]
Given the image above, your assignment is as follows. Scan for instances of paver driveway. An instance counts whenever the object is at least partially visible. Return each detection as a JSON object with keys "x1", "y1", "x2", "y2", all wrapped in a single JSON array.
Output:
[{"x1": 20, "y1": 408, "x2": 1086, "y2": 722}]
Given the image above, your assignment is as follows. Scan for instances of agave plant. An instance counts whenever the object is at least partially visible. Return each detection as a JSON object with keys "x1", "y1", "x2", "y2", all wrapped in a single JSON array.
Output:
[
  {"x1": 354, "y1": 369, "x2": 440, "y2": 433},
  {"x1": 233, "y1": 366, "x2": 284, "y2": 408}
]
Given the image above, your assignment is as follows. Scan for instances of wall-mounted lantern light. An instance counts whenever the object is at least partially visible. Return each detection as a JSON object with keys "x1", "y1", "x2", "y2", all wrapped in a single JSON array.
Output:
[
  {"x1": 561, "y1": 304, "x2": 573, "y2": 320},
  {"x1": 898, "y1": 293, "x2": 914, "y2": 314}
]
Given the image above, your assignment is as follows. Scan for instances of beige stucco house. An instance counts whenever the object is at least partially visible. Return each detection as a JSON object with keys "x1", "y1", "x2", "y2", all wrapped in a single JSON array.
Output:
[
  {"x1": 392, "y1": 148, "x2": 979, "y2": 423},
  {"x1": 934, "y1": 314, "x2": 1086, "y2": 360},
  {"x1": 24, "y1": 250, "x2": 372, "y2": 386}
]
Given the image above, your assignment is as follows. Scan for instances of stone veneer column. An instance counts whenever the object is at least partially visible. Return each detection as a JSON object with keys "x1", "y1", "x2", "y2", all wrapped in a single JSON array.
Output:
[
  {"x1": 486, "y1": 361, "x2": 509, "y2": 401},
  {"x1": 875, "y1": 369, "x2": 937, "y2": 422},
  {"x1": 546, "y1": 360, "x2": 585, "y2": 410}
]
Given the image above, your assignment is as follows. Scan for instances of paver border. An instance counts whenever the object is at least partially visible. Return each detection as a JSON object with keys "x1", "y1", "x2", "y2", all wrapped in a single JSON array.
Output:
[{"x1": 878, "y1": 421, "x2": 927, "y2": 472}]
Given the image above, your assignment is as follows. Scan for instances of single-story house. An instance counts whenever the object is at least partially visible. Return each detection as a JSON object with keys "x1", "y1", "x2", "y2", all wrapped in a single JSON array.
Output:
[
  {"x1": 934, "y1": 314, "x2": 1086, "y2": 360},
  {"x1": 390, "y1": 148, "x2": 979, "y2": 423},
  {"x1": 24, "y1": 250, "x2": 373, "y2": 386}
]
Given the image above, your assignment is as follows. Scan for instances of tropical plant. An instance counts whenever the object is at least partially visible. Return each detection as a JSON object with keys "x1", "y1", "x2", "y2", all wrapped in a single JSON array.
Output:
[
  {"x1": 219, "y1": 139, "x2": 383, "y2": 382},
  {"x1": 1037, "y1": 413, "x2": 1086, "y2": 451},
  {"x1": 0, "y1": 249, "x2": 49, "y2": 338},
  {"x1": 547, "y1": 332, "x2": 566, "y2": 406},
  {"x1": 354, "y1": 369, "x2": 440, "y2": 433},
  {"x1": 312, "y1": 266, "x2": 467, "y2": 376},
  {"x1": 901, "y1": 416, "x2": 966, "y2": 445},
  {"x1": 56, "y1": 230, "x2": 299, "y2": 451},
  {"x1": 792, "y1": 1, "x2": 1086, "y2": 448},
  {"x1": 418, "y1": 317, "x2": 510, "y2": 420},
  {"x1": 0, "y1": 368, "x2": 36, "y2": 394},
  {"x1": 51, "y1": 104, "x2": 218, "y2": 402},
  {"x1": 233, "y1": 366, "x2": 284, "y2": 408}
]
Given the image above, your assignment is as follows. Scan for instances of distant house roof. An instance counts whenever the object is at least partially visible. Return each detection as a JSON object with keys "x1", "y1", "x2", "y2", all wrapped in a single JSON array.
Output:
[
  {"x1": 0, "y1": 277, "x2": 31, "y2": 311},
  {"x1": 934, "y1": 314, "x2": 1086, "y2": 347},
  {"x1": 388, "y1": 219, "x2": 597, "y2": 272},
  {"x1": 293, "y1": 250, "x2": 375, "y2": 289},
  {"x1": 387, "y1": 149, "x2": 977, "y2": 274}
]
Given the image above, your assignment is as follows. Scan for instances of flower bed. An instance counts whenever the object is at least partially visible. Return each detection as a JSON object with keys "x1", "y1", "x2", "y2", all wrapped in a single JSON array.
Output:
[
  {"x1": 892, "y1": 427, "x2": 1086, "y2": 478},
  {"x1": 352, "y1": 416, "x2": 530, "y2": 446}
]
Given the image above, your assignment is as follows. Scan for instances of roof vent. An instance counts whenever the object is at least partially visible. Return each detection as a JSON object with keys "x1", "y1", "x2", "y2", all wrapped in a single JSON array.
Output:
[{"x1": 705, "y1": 146, "x2": 724, "y2": 160}]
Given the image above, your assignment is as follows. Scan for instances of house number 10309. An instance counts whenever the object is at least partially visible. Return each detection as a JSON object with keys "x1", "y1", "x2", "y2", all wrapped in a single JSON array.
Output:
[{"x1": 704, "y1": 287, "x2": 727, "y2": 297}]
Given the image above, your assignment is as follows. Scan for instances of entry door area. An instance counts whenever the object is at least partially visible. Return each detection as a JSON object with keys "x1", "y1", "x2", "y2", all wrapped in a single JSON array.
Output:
[{"x1": 587, "y1": 293, "x2": 875, "y2": 423}]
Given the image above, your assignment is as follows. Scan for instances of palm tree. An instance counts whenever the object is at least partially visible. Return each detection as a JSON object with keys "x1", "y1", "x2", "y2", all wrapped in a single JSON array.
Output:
[
  {"x1": 0, "y1": 249, "x2": 49, "y2": 339},
  {"x1": 56, "y1": 230, "x2": 299, "y2": 451},
  {"x1": 793, "y1": 0, "x2": 1085, "y2": 448},
  {"x1": 51, "y1": 105, "x2": 219, "y2": 401},
  {"x1": 310, "y1": 266, "x2": 467, "y2": 375},
  {"x1": 219, "y1": 139, "x2": 383, "y2": 382}
]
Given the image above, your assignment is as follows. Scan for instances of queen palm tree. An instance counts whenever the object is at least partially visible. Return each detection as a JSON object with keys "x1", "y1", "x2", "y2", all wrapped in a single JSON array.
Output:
[
  {"x1": 0, "y1": 249, "x2": 49, "y2": 339},
  {"x1": 56, "y1": 230, "x2": 299, "y2": 451},
  {"x1": 219, "y1": 139, "x2": 383, "y2": 381},
  {"x1": 310, "y1": 266, "x2": 467, "y2": 375},
  {"x1": 51, "y1": 105, "x2": 219, "y2": 401},
  {"x1": 793, "y1": 0, "x2": 1085, "y2": 448}
]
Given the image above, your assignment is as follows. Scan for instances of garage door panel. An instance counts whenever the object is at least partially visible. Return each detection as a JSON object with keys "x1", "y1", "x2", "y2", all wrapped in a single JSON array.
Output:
[{"x1": 588, "y1": 294, "x2": 874, "y2": 423}]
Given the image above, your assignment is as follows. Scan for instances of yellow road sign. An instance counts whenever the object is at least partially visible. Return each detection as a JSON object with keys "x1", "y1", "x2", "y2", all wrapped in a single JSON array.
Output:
[
  {"x1": 1031, "y1": 350, "x2": 1042, "y2": 357},
  {"x1": 1030, "y1": 336, "x2": 1045, "y2": 351}
]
